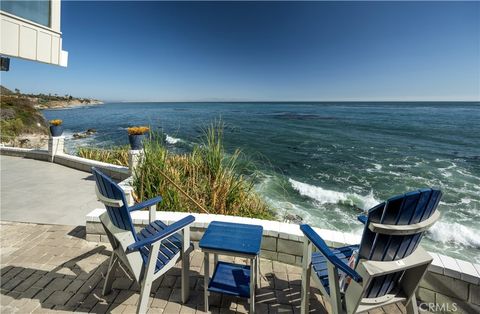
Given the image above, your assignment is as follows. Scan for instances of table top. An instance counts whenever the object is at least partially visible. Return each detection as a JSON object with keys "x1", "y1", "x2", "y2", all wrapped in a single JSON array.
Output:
[{"x1": 199, "y1": 221, "x2": 263, "y2": 256}]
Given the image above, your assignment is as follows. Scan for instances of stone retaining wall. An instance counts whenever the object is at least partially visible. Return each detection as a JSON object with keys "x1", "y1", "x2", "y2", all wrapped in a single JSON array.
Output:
[{"x1": 85, "y1": 209, "x2": 480, "y2": 313}]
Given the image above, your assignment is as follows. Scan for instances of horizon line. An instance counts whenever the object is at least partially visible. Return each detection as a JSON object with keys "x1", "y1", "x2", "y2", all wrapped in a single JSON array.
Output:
[{"x1": 104, "y1": 99, "x2": 480, "y2": 103}]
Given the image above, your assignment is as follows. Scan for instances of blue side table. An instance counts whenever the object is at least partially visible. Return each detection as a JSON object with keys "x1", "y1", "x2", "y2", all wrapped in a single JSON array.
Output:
[{"x1": 199, "y1": 221, "x2": 263, "y2": 313}]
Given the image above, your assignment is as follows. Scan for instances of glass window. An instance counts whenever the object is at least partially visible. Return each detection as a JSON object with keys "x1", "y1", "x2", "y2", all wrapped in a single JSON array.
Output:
[{"x1": 1, "y1": 1, "x2": 51, "y2": 27}]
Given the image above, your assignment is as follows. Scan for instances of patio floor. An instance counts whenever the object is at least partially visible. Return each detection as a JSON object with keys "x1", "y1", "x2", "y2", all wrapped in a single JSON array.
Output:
[
  {"x1": 0, "y1": 155, "x2": 103, "y2": 226},
  {"x1": 0, "y1": 221, "x2": 410, "y2": 314}
]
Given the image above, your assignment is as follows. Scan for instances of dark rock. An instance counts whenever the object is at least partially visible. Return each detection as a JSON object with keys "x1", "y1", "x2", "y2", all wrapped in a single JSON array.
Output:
[
  {"x1": 283, "y1": 213, "x2": 303, "y2": 224},
  {"x1": 19, "y1": 139, "x2": 30, "y2": 147},
  {"x1": 73, "y1": 128, "x2": 97, "y2": 139},
  {"x1": 72, "y1": 133, "x2": 88, "y2": 139}
]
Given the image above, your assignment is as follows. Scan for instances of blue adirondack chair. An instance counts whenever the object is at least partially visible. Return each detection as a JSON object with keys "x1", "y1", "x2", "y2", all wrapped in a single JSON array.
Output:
[
  {"x1": 300, "y1": 188, "x2": 442, "y2": 314},
  {"x1": 92, "y1": 167, "x2": 195, "y2": 314}
]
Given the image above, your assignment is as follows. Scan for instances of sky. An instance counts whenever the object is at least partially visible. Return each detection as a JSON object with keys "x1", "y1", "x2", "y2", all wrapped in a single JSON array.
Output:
[{"x1": 2, "y1": 1, "x2": 479, "y2": 102}]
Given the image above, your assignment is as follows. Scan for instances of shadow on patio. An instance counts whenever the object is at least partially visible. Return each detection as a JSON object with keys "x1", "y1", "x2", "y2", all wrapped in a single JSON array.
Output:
[{"x1": 0, "y1": 222, "x2": 330, "y2": 313}]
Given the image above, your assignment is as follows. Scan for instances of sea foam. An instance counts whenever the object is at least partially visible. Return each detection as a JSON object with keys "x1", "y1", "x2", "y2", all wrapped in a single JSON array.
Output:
[
  {"x1": 428, "y1": 221, "x2": 480, "y2": 249},
  {"x1": 165, "y1": 135, "x2": 181, "y2": 144},
  {"x1": 289, "y1": 179, "x2": 379, "y2": 210}
]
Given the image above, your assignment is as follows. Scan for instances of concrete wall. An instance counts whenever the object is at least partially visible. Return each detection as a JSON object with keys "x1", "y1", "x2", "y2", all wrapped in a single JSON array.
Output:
[
  {"x1": 0, "y1": 147, "x2": 130, "y2": 181},
  {"x1": 0, "y1": 147, "x2": 50, "y2": 161},
  {"x1": 85, "y1": 209, "x2": 480, "y2": 314}
]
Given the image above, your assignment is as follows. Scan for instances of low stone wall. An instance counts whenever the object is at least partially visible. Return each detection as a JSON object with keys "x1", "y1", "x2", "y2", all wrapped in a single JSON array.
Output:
[
  {"x1": 0, "y1": 147, "x2": 130, "y2": 180},
  {"x1": 0, "y1": 147, "x2": 50, "y2": 161},
  {"x1": 85, "y1": 209, "x2": 480, "y2": 313},
  {"x1": 54, "y1": 154, "x2": 129, "y2": 180},
  {"x1": 86, "y1": 209, "x2": 356, "y2": 265},
  {"x1": 418, "y1": 271, "x2": 479, "y2": 313}
]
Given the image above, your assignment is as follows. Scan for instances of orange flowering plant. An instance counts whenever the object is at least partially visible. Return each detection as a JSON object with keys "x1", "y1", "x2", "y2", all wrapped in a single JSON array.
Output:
[
  {"x1": 49, "y1": 119, "x2": 63, "y2": 126},
  {"x1": 127, "y1": 126, "x2": 150, "y2": 135}
]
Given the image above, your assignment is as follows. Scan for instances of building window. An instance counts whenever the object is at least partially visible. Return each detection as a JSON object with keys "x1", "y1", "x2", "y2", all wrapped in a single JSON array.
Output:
[{"x1": 1, "y1": 1, "x2": 51, "y2": 27}]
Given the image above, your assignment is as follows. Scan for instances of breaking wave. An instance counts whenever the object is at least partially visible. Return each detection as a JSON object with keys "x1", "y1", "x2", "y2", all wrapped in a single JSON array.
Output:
[
  {"x1": 165, "y1": 134, "x2": 182, "y2": 144},
  {"x1": 289, "y1": 179, "x2": 379, "y2": 210},
  {"x1": 428, "y1": 221, "x2": 480, "y2": 249}
]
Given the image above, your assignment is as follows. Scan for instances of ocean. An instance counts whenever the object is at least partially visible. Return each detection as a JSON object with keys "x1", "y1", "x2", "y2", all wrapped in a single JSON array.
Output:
[{"x1": 43, "y1": 102, "x2": 480, "y2": 262}]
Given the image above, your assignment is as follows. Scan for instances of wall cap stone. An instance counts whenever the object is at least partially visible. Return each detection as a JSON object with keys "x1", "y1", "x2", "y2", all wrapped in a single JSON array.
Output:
[{"x1": 0, "y1": 147, "x2": 130, "y2": 176}]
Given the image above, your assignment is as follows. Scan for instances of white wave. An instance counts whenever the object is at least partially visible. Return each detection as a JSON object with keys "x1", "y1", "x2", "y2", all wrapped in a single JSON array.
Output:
[
  {"x1": 165, "y1": 135, "x2": 181, "y2": 144},
  {"x1": 428, "y1": 222, "x2": 480, "y2": 249},
  {"x1": 456, "y1": 168, "x2": 479, "y2": 180},
  {"x1": 289, "y1": 179, "x2": 379, "y2": 210},
  {"x1": 460, "y1": 198, "x2": 472, "y2": 205}
]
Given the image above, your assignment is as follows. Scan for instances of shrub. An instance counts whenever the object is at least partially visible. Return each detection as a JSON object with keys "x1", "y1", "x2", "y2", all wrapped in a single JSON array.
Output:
[
  {"x1": 0, "y1": 95, "x2": 48, "y2": 142},
  {"x1": 78, "y1": 123, "x2": 274, "y2": 220}
]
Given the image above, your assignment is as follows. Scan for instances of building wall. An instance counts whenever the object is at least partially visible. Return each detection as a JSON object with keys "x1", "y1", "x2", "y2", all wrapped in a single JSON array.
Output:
[{"x1": 0, "y1": 0, "x2": 68, "y2": 67}]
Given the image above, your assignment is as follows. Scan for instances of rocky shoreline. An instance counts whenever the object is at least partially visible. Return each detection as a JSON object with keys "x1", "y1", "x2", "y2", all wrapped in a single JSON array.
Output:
[
  {"x1": 1, "y1": 85, "x2": 103, "y2": 149},
  {"x1": 35, "y1": 99, "x2": 103, "y2": 109},
  {"x1": 1, "y1": 133, "x2": 49, "y2": 149}
]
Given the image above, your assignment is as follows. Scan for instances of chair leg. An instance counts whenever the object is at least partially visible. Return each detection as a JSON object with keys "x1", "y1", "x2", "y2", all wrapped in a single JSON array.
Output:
[
  {"x1": 138, "y1": 277, "x2": 152, "y2": 314},
  {"x1": 250, "y1": 256, "x2": 256, "y2": 313},
  {"x1": 137, "y1": 242, "x2": 161, "y2": 314},
  {"x1": 204, "y1": 252, "x2": 210, "y2": 313},
  {"x1": 327, "y1": 262, "x2": 342, "y2": 314},
  {"x1": 181, "y1": 227, "x2": 191, "y2": 303},
  {"x1": 405, "y1": 295, "x2": 419, "y2": 314},
  {"x1": 103, "y1": 253, "x2": 119, "y2": 295},
  {"x1": 181, "y1": 248, "x2": 190, "y2": 303},
  {"x1": 256, "y1": 255, "x2": 260, "y2": 288},
  {"x1": 301, "y1": 240, "x2": 312, "y2": 314}
]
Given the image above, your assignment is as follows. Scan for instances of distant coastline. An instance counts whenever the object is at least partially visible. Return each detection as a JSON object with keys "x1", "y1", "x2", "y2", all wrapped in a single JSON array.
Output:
[
  {"x1": 0, "y1": 85, "x2": 103, "y2": 109},
  {"x1": 35, "y1": 98, "x2": 103, "y2": 110},
  {"x1": 0, "y1": 85, "x2": 103, "y2": 148}
]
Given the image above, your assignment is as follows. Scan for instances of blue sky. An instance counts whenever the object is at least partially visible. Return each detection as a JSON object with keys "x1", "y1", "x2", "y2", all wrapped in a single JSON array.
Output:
[{"x1": 2, "y1": 1, "x2": 479, "y2": 102}]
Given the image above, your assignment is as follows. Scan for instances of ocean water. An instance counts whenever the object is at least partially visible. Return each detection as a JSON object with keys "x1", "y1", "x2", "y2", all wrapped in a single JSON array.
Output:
[{"x1": 43, "y1": 102, "x2": 480, "y2": 262}]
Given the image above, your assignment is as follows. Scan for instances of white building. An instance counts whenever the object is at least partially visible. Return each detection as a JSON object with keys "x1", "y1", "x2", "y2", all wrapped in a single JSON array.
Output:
[{"x1": 1, "y1": 0, "x2": 68, "y2": 67}]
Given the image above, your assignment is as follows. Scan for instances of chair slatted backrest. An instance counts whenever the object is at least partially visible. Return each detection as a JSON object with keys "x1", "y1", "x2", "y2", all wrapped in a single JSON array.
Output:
[
  {"x1": 92, "y1": 168, "x2": 138, "y2": 242},
  {"x1": 357, "y1": 188, "x2": 442, "y2": 298}
]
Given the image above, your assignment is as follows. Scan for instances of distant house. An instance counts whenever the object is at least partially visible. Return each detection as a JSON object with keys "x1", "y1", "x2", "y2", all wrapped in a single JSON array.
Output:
[{"x1": 0, "y1": 0, "x2": 68, "y2": 67}]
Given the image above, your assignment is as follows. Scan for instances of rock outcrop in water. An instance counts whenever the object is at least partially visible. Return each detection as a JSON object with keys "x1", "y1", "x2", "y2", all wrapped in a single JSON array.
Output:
[
  {"x1": 73, "y1": 129, "x2": 97, "y2": 139},
  {"x1": 283, "y1": 213, "x2": 304, "y2": 224}
]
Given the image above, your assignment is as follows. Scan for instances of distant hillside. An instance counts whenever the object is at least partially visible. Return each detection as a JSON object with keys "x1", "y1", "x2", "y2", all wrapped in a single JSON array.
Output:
[
  {"x1": 0, "y1": 86, "x2": 103, "y2": 109},
  {"x1": 1, "y1": 87, "x2": 49, "y2": 145},
  {"x1": 0, "y1": 86, "x2": 102, "y2": 147},
  {"x1": 1, "y1": 85, "x2": 13, "y2": 96}
]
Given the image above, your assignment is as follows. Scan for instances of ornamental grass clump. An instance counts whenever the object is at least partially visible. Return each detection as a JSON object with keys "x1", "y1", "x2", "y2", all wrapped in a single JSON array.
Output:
[
  {"x1": 132, "y1": 122, "x2": 273, "y2": 219},
  {"x1": 127, "y1": 126, "x2": 150, "y2": 135},
  {"x1": 49, "y1": 119, "x2": 63, "y2": 126},
  {"x1": 77, "y1": 146, "x2": 129, "y2": 166}
]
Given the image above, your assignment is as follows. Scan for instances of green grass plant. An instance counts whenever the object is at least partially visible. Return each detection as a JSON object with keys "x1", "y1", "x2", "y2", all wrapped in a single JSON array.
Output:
[
  {"x1": 133, "y1": 122, "x2": 273, "y2": 219},
  {"x1": 78, "y1": 122, "x2": 274, "y2": 219},
  {"x1": 77, "y1": 146, "x2": 129, "y2": 166}
]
